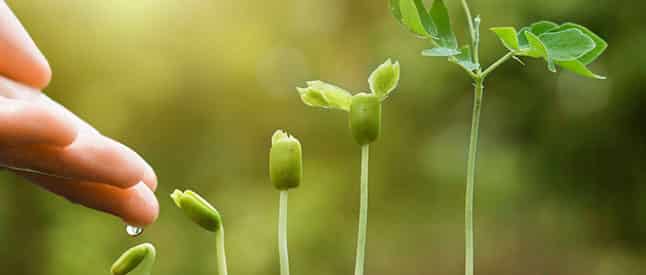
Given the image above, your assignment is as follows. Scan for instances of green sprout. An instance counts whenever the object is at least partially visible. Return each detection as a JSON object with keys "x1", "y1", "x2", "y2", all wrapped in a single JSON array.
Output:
[
  {"x1": 269, "y1": 130, "x2": 303, "y2": 275},
  {"x1": 297, "y1": 58, "x2": 400, "y2": 275},
  {"x1": 171, "y1": 190, "x2": 228, "y2": 275},
  {"x1": 111, "y1": 243, "x2": 156, "y2": 275},
  {"x1": 389, "y1": 1, "x2": 608, "y2": 275}
]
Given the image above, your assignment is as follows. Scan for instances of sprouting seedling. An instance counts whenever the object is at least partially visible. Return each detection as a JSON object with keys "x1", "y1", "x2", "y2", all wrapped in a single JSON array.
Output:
[
  {"x1": 297, "y1": 58, "x2": 400, "y2": 275},
  {"x1": 389, "y1": 1, "x2": 608, "y2": 275},
  {"x1": 171, "y1": 190, "x2": 228, "y2": 275},
  {"x1": 269, "y1": 130, "x2": 303, "y2": 275},
  {"x1": 111, "y1": 243, "x2": 156, "y2": 275}
]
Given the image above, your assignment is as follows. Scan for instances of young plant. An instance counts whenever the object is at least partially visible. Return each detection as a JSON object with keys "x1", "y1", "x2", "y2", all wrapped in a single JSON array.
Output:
[
  {"x1": 111, "y1": 243, "x2": 156, "y2": 275},
  {"x1": 171, "y1": 190, "x2": 228, "y2": 275},
  {"x1": 269, "y1": 130, "x2": 303, "y2": 275},
  {"x1": 297, "y1": 59, "x2": 400, "y2": 275},
  {"x1": 389, "y1": 1, "x2": 607, "y2": 275}
]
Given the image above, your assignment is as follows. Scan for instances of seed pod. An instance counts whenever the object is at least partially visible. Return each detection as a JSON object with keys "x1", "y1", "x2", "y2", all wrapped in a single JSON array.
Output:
[
  {"x1": 171, "y1": 190, "x2": 222, "y2": 232},
  {"x1": 349, "y1": 93, "x2": 381, "y2": 145},
  {"x1": 111, "y1": 243, "x2": 156, "y2": 275},
  {"x1": 270, "y1": 130, "x2": 303, "y2": 190}
]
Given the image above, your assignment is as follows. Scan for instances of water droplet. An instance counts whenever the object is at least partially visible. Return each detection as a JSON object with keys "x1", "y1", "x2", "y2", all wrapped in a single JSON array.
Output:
[{"x1": 126, "y1": 225, "x2": 143, "y2": 237}]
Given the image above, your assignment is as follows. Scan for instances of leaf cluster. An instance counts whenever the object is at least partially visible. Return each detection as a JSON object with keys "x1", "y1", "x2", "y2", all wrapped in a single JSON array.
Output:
[
  {"x1": 491, "y1": 21, "x2": 607, "y2": 79},
  {"x1": 390, "y1": 0, "x2": 607, "y2": 79},
  {"x1": 297, "y1": 59, "x2": 400, "y2": 111}
]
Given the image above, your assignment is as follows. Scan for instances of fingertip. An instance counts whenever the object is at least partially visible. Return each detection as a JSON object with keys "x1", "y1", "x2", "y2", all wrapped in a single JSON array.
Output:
[
  {"x1": 142, "y1": 162, "x2": 158, "y2": 191},
  {"x1": 119, "y1": 183, "x2": 159, "y2": 226},
  {"x1": 21, "y1": 173, "x2": 160, "y2": 227},
  {"x1": 62, "y1": 134, "x2": 147, "y2": 188},
  {"x1": 29, "y1": 58, "x2": 52, "y2": 89}
]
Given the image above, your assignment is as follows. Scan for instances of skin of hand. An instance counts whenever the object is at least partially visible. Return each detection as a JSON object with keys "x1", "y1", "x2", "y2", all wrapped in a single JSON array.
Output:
[{"x1": 0, "y1": 1, "x2": 159, "y2": 226}]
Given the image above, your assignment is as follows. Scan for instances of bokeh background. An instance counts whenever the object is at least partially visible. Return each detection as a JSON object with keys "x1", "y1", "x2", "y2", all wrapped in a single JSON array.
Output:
[{"x1": 0, "y1": 0, "x2": 643, "y2": 274}]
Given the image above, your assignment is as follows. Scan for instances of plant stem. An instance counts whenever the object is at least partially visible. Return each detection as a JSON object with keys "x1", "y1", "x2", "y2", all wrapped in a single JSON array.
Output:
[
  {"x1": 480, "y1": 52, "x2": 514, "y2": 79},
  {"x1": 354, "y1": 144, "x2": 370, "y2": 275},
  {"x1": 460, "y1": 0, "x2": 478, "y2": 66},
  {"x1": 278, "y1": 190, "x2": 290, "y2": 275},
  {"x1": 216, "y1": 228, "x2": 229, "y2": 275},
  {"x1": 465, "y1": 79, "x2": 484, "y2": 275}
]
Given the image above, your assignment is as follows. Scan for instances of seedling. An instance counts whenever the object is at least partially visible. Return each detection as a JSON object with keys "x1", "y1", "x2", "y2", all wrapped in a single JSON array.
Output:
[
  {"x1": 389, "y1": 1, "x2": 607, "y2": 275},
  {"x1": 171, "y1": 190, "x2": 228, "y2": 275},
  {"x1": 297, "y1": 59, "x2": 400, "y2": 275},
  {"x1": 269, "y1": 130, "x2": 303, "y2": 275},
  {"x1": 111, "y1": 243, "x2": 156, "y2": 275}
]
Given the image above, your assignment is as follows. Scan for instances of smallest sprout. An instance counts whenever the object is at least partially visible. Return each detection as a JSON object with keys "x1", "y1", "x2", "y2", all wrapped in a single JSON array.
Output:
[
  {"x1": 171, "y1": 190, "x2": 222, "y2": 232},
  {"x1": 111, "y1": 243, "x2": 156, "y2": 275},
  {"x1": 270, "y1": 130, "x2": 303, "y2": 190}
]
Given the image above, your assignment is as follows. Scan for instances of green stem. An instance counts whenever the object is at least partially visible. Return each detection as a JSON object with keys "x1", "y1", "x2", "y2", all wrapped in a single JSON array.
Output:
[
  {"x1": 465, "y1": 79, "x2": 484, "y2": 275},
  {"x1": 354, "y1": 144, "x2": 370, "y2": 275},
  {"x1": 278, "y1": 190, "x2": 290, "y2": 275},
  {"x1": 216, "y1": 228, "x2": 229, "y2": 275},
  {"x1": 460, "y1": 0, "x2": 478, "y2": 66},
  {"x1": 480, "y1": 52, "x2": 514, "y2": 79}
]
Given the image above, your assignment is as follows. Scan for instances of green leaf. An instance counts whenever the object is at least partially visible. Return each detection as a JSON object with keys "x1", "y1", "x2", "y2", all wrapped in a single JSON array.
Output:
[
  {"x1": 556, "y1": 60, "x2": 606, "y2": 80},
  {"x1": 368, "y1": 59, "x2": 400, "y2": 99},
  {"x1": 517, "y1": 26, "x2": 530, "y2": 49},
  {"x1": 549, "y1": 23, "x2": 607, "y2": 64},
  {"x1": 429, "y1": 0, "x2": 457, "y2": 49},
  {"x1": 490, "y1": 27, "x2": 520, "y2": 51},
  {"x1": 390, "y1": 0, "x2": 435, "y2": 37},
  {"x1": 111, "y1": 243, "x2": 156, "y2": 275},
  {"x1": 525, "y1": 31, "x2": 556, "y2": 72},
  {"x1": 400, "y1": 0, "x2": 428, "y2": 36},
  {"x1": 453, "y1": 45, "x2": 480, "y2": 71},
  {"x1": 539, "y1": 29, "x2": 595, "y2": 62},
  {"x1": 517, "y1": 21, "x2": 557, "y2": 49},
  {"x1": 530, "y1": 21, "x2": 558, "y2": 35},
  {"x1": 421, "y1": 47, "x2": 461, "y2": 57},
  {"x1": 524, "y1": 32, "x2": 548, "y2": 58},
  {"x1": 171, "y1": 190, "x2": 223, "y2": 232},
  {"x1": 297, "y1": 81, "x2": 352, "y2": 111}
]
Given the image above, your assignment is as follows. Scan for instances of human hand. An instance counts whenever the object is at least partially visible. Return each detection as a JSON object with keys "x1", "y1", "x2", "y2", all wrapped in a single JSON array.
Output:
[{"x1": 0, "y1": 2, "x2": 159, "y2": 226}]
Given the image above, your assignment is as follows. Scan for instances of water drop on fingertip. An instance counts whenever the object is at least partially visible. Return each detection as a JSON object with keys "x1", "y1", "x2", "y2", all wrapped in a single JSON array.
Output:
[{"x1": 126, "y1": 225, "x2": 143, "y2": 237}]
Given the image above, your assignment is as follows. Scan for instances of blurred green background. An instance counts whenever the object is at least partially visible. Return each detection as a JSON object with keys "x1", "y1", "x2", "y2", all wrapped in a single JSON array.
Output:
[{"x1": 1, "y1": 0, "x2": 643, "y2": 274}]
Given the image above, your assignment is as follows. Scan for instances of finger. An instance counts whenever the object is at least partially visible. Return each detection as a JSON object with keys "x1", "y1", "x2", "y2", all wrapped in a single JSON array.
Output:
[
  {"x1": 0, "y1": 76, "x2": 100, "y2": 134},
  {"x1": 20, "y1": 172, "x2": 159, "y2": 226},
  {"x1": 142, "y1": 161, "x2": 157, "y2": 191},
  {"x1": 0, "y1": 97, "x2": 77, "y2": 146},
  {"x1": 0, "y1": 1, "x2": 52, "y2": 88},
  {"x1": 0, "y1": 133, "x2": 147, "y2": 188}
]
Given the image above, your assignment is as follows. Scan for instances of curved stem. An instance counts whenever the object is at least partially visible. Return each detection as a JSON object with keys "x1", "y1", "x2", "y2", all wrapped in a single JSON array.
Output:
[
  {"x1": 278, "y1": 190, "x2": 290, "y2": 275},
  {"x1": 216, "y1": 228, "x2": 229, "y2": 275},
  {"x1": 354, "y1": 145, "x2": 370, "y2": 275},
  {"x1": 465, "y1": 79, "x2": 484, "y2": 275}
]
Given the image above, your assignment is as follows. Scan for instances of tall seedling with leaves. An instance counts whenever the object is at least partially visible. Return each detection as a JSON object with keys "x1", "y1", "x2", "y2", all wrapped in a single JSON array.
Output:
[{"x1": 389, "y1": 1, "x2": 607, "y2": 275}]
